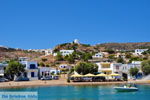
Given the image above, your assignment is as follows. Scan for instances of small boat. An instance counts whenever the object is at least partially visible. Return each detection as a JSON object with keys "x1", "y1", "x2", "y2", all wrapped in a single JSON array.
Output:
[{"x1": 114, "y1": 84, "x2": 138, "y2": 92}]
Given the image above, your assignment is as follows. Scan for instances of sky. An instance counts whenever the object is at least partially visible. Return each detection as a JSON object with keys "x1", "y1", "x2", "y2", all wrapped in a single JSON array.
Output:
[{"x1": 0, "y1": 0, "x2": 150, "y2": 49}]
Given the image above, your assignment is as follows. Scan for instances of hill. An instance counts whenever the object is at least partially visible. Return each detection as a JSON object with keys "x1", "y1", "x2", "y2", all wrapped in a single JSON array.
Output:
[
  {"x1": 53, "y1": 43, "x2": 101, "y2": 53},
  {"x1": 0, "y1": 46, "x2": 44, "y2": 62},
  {"x1": 53, "y1": 42, "x2": 150, "y2": 53},
  {"x1": 96, "y1": 42, "x2": 150, "y2": 51}
]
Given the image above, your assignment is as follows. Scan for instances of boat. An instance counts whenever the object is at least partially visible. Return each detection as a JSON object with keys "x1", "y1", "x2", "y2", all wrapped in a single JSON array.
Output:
[{"x1": 114, "y1": 84, "x2": 138, "y2": 92}]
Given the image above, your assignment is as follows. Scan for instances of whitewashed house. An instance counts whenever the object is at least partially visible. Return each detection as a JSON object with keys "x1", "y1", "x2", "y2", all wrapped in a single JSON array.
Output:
[
  {"x1": 92, "y1": 53, "x2": 103, "y2": 58},
  {"x1": 96, "y1": 62, "x2": 113, "y2": 75},
  {"x1": 135, "y1": 49, "x2": 148, "y2": 55},
  {"x1": 59, "y1": 64, "x2": 72, "y2": 69},
  {"x1": 112, "y1": 63, "x2": 123, "y2": 74},
  {"x1": 20, "y1": 61, "x2": 39, "y2": 80},
  {"x1": 50, "y1": 68, "x2": 60, "y2": 75},
  {"x1": 60, "y1": 50, "x2": 74, "y2": 56},
  {"x1": 53, "y1": 50, "x2": 74, "y2": 56},
  {"x1": 45, "y1": 49, "x2": 53, "y2": 56},
  {"x1": 19, "y1": 57, "x2": 29, "y2": 61},
  {"x1": 0, "y1": 63, "x2": 8, "y2": 77},
  {"x1": 113, "y1": 61, "x2": 142, "y2": 79},
  {"x1": 39, "y1": 67, "x2": 51, "y2": 78}
]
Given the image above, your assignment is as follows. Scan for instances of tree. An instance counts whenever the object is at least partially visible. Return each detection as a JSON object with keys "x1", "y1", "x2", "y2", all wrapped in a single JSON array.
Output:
[
  {"x1": 125, "y1": 53, "x2": 132, "y2": 59},
  {"x1": 142, "y1": 49, "x2": 150, "y2": 55},
  {"x1": 55, "y1": 52, "x2": 63, "y2": 61},
  {"x1": 5, "y1": 61, "x2": 25, "y2": 80},
  {"x1": 39, "y1": 62, "x2": 45, "y2": 66},
  {"x1": 46, "y1": 64, "x2": 50, "y2": 67},
  {"x1": 141, "y1": 60, "x2": 150, "y2": 75},
  {"x1": 80, "y1": 52, "x2": 92, "y2": 62},
  {"x1": 75, "y1": 62, "x2": 98, "y2": 75},
  {"x1": 129, "y1": 67, "x2": 139, "y2": 77},
  {"x1": 105, "y1": 49, "x2": 115, "y2": 54},
  {"x1": 129, "y1": 57, "x2": 143, "y2": 63},
  {"x1": 108, "y1": 54, "x2": 116, "y2": 59},
  {"x1": 117, "y1": 57, "x2": 125, "y2": 64},
  {"x1": 65, "y1": 54, "x2": 75, "y2": 64},
  {"x1": 41, "y1": 58, "x2": 47, "y2": 62}
]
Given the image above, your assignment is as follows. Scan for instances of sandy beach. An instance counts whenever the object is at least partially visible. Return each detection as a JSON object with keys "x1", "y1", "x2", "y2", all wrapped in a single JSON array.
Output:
[{"x1": 0, "y1": 78, "x2": 150, "y2": 88}]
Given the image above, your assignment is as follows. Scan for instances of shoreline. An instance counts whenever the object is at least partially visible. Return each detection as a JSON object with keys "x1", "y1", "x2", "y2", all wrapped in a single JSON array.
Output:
[{"x1": 0, "y1": 80, "x2": 150, "y2": 89}]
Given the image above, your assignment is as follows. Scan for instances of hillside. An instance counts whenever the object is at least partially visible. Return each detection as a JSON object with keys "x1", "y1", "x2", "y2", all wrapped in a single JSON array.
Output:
[
  {"x1": 54, "y1": 42, "x2": 150, "y2": 52},
  {"x1": 0, "y1": 46, "x2": 44, "y2": 62},
  {"x1": 53, "y1": 43, "x2": 102, "y2": 53},
  {"x1": 96, "y1": 42, "x2": 150, "y2": 51}
]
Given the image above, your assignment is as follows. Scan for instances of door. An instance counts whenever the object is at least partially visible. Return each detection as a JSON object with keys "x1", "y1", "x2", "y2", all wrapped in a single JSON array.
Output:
[{"x1": 31, "y1": 72, "x2": 35, "y2": 77}]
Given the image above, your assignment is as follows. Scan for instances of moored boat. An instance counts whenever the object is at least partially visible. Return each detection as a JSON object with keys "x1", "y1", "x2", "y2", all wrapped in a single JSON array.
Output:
[{"x1": 114, "y1": 84, "x2": 138, "y2": 92}]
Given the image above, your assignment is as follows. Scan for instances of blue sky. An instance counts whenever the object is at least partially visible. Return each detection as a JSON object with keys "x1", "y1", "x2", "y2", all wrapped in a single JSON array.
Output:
[{"x1": 0, "y1": 0, "x2": 150, "y2": 49}]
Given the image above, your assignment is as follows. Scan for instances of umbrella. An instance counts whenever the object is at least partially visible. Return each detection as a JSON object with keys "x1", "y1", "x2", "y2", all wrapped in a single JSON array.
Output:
[
  {"x1": 110, "y1": 73, "x2": 120, "y2": 76},
  {"x1": 96, "y1": 73, "x2": 107, "y2": 77},
  {"x1": 84, "y1": 73, "x2": 95, "y2": 77}
]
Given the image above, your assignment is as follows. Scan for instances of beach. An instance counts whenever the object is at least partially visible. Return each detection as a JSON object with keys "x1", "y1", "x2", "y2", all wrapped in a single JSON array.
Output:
[{"x1": 0, "y1": 78, "x2": 150, "y2": 88}]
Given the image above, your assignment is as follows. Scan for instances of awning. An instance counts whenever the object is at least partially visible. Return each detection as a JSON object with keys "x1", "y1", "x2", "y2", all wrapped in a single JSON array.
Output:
[
  {"x1": 109, "y1": 73, "x2": 120, "y2": 76},
  {"x1": 84, "y1": 73, "x2": 95, "y2": 77},
  {"x1": 96, "y1": 73, "x2": 107, "y2": 77}
]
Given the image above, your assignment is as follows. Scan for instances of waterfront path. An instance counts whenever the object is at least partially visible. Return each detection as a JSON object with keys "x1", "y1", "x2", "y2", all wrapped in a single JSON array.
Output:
[{"x1": 0, "y1": 75, "x2": 150, "y2": 88}]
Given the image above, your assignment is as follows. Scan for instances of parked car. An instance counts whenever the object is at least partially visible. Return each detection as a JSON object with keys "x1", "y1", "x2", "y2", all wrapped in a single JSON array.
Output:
[
  {"x1": 0, "y1": 78, "x2": 9, "y2": 82},
  {"x1": 14, "y1": 76, "x2": 29, "y2": 81},
  {"x1": 52, "y1": 75, "x2": 59, "y2": 80},
  {"x1": 41, "y1": 76, "x2": 52, "y2": 80}
]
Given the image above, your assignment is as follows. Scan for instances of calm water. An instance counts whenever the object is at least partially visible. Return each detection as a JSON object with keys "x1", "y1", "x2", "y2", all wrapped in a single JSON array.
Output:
[{"x1": 0, "y1": 85, "x2": 150, "y2": 100}]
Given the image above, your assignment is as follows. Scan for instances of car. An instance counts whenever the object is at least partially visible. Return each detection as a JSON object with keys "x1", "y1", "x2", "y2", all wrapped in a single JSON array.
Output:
[
  {"x1": 14, "y1": 76, "x2": 29, "y2": 81},
  {"x1": 52, "y1": 75, "x2": 59, "y2": 80},
  {"x1": 41, "y1": 76, "x2": 52, "y2": 80},
  {"x1": 0, "y1": 78, "x2": 9, "y2": 82}
]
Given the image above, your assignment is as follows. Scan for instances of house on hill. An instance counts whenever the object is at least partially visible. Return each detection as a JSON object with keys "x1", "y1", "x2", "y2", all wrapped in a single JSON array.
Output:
[{"x1": 134, "y1": 49, "x2": 148, "y2": 55}]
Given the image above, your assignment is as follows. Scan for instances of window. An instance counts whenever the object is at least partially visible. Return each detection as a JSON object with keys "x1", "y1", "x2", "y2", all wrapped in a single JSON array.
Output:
[
  {"x1": 30, "y1": 64, "x2": 36, "y2": 69},
  {"x1": 116, "y1": 65, "x2": 119, "y2": 70},
  {"x1": 101, "y1": 63, "x2": 110, "y2": 68}
]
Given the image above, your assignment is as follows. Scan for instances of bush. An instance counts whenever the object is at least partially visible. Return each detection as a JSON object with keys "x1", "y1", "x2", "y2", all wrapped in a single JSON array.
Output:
[
  {"x1": 129, "y1": 67, "x2": 139, "y2": 76},
  {"x1": 67, "y1": 78, "x2": 70, "y2": 83},
  {"x1": 75, "y1": 62, "x2": 98, "y2": 75},
  {"x1": 141, "y1": 60, "x2": 150, "y2": 75}
]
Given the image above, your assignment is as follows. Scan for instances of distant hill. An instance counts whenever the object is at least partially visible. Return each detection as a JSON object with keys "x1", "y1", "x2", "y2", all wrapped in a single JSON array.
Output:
[
  {"x1": 1, "y1": 42, "x2": 150, "y2": 63},
  {"x1": 0, "y1": 46, "x2": 44, "y2": 62},
  {"x1": 96, "y1": 42, "x2": 150, "y2": 51},
  {"x1": 54, "y1": 42, "x2": 150, "y2": 52},
  {"x1": 53, "y1": 43, "x2": 101, "y2": 53}
]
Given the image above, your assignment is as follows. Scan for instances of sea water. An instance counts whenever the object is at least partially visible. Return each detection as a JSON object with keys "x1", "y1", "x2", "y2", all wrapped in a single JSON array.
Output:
[{"x1": 0, "y1": 85, "x2": 150, "y2": 100}]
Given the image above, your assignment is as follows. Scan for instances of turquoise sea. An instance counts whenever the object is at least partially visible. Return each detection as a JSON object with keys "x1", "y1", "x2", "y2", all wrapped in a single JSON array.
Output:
[{"x1": 0, "y1": 85, "x2": 150, "y2": 100}]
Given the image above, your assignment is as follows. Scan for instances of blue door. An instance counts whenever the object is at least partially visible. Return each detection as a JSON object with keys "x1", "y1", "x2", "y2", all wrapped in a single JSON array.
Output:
[{"x1": 31, "y1": 72, "x2": 35, "y2": 77}]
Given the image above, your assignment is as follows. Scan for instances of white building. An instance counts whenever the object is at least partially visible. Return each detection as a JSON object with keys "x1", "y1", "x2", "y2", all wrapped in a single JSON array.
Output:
[
  {"x1": 60, "y1": 50, "x2": 74, "y2": 56},
  {"x1": 92, "y1": 53, "x2": 103, "y2": 58},
  {"x1": 19, "y1": 57, "x2": 29, "y2": 61},
  {"x1": 73, "y1": 39, "x2": 80, "y2": 44},
  {"x1": 28, "y1": 49, "x2": 53, "y2": 56},
  {"x1": 50, "y1": 68, "x2": 60, "y2": 75},
  {"x1": 96, "y1": 62, "x2": 113, "y2": 75},
  {"x1": 135, "y1": 49, "x2": 148, "y2": 55},
  {"x1": 0, "y1": 63, "x2": 8, "y2": 77},
  {"x1": 113, "y1": 61, "x2": 142, "y2": 79},
  {"x1": 20, "y1": 61, "x2": 39, "y2": 80},
  {"x1": 59, "y1": 64, "x2": 72, "y2": 69},
  {"x1": 45, "y1": 49, "x2": 53, "y2": 56},
  {"x1": 39, "y1": 67, "x2": 51, "y2": 78},
  {"x1": 96, "y1": 61, "x2": 142, "y2": 79}
]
